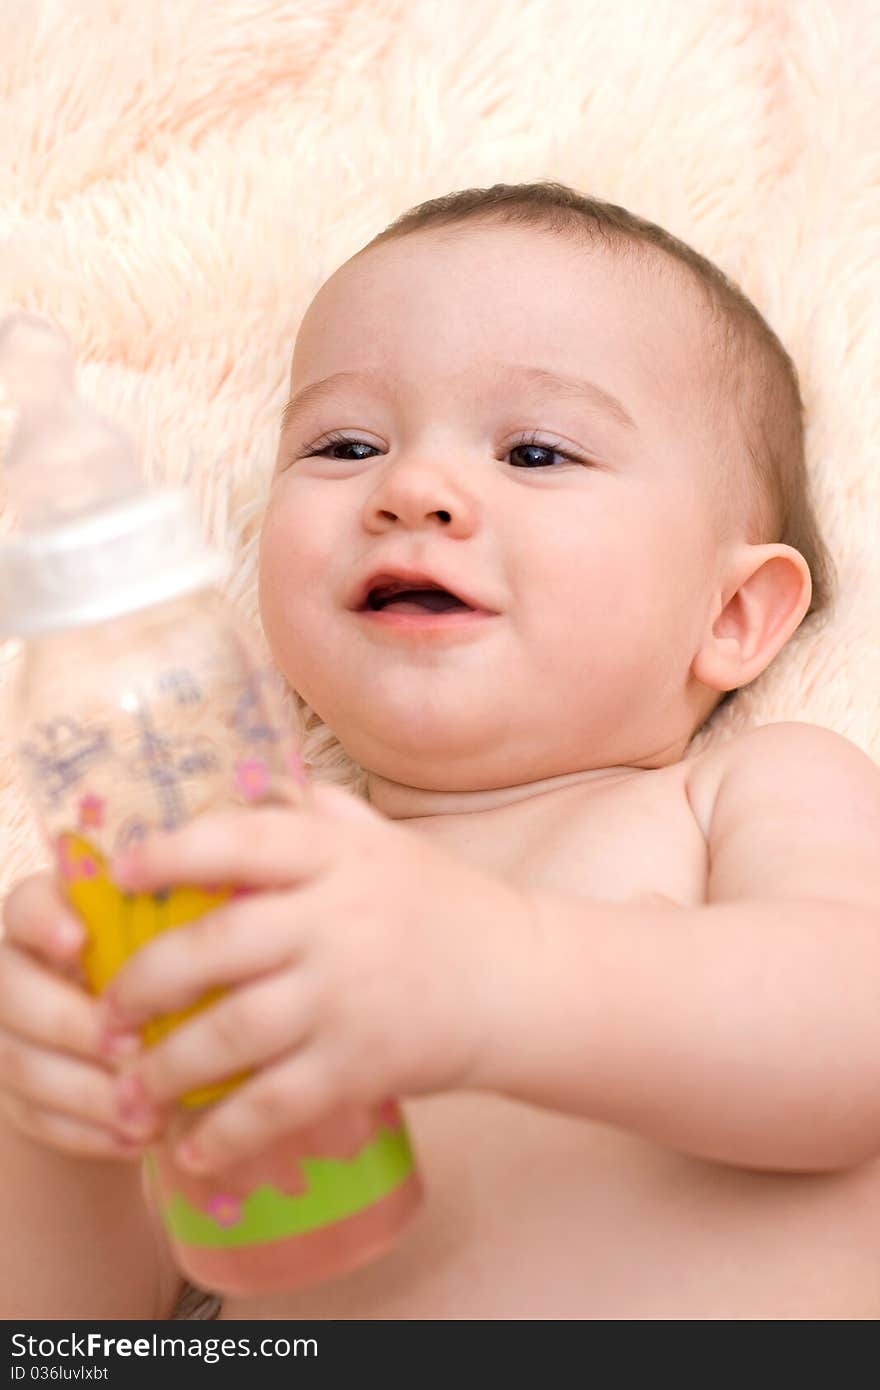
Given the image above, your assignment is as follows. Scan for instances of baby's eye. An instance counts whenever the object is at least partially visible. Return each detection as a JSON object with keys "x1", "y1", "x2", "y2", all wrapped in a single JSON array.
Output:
[
  {"x1": 507, "y1": 432, "x2": 582, "y2": 469},
  {"x1": 302, "y1": 430, "x2": 585, "y2": 468},
  {"x1": 304, "y1": 431, "x2": 378, "y2": 461}
]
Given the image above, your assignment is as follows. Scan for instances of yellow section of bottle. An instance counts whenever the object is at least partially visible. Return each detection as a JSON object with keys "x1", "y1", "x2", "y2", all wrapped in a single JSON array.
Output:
[{"x1": 58, "y1": 830, "x2": 250, "y2": 1107}]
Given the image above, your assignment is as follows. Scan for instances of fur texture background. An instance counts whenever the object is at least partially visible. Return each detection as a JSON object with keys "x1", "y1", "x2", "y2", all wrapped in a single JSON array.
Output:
[{"x1": 1, "y1": 0, "x2": 878, "y2": 896}]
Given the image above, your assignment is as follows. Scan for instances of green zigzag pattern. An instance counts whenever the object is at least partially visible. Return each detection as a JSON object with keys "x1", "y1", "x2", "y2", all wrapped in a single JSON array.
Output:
[{"x1": 151, "y1": 1124, "x2": 416, "y2": 1249}]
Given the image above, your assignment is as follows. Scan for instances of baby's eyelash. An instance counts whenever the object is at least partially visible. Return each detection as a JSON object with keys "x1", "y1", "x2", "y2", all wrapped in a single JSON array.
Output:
[
  {"x1": 305, "y1": 429, "x2": 373, "y2": 457},
  {"x1": 513, "y1": 430, "x2": 583, "y2": 467},
  {"x1": 302, "y1": 429, "x2": 586, "y2": 468}
]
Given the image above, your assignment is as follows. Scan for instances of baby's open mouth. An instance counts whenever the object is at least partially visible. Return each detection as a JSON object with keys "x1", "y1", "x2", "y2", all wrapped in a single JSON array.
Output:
[
  {"x1": 366, "y1": 585, "x2": 472, "y2": 614},
  {"x1": 351, "y1": 566, "x2": 497, "y2": 614}
]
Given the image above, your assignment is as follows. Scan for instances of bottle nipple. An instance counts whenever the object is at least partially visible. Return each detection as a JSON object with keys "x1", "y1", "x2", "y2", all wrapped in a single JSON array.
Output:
[{"x1": 0, "y1": 310, "x2": 143, "y2": 530}]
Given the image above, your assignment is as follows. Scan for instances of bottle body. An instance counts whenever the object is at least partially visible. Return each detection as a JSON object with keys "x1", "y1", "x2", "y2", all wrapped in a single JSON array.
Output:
[{"x1": 11, "y1": 586, "x2": 422, "y2": 1296}]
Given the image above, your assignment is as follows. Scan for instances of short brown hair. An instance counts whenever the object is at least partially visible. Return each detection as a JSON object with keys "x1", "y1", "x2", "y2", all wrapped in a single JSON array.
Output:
[{"x1": 354, "y1": 181, "x2": 837, "y2": 712}]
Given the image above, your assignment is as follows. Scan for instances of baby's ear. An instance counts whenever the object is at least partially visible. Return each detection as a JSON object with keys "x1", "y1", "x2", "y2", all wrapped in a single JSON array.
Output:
[{"x1": 308, "y1": 781, "x2": 384, "y2": 825}]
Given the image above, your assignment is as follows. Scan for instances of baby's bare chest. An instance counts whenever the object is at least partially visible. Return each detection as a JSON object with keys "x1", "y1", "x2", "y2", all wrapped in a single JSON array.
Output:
[
  {"x1": 412, "y1": 760, "x2": 709, "y2": 907},
  {"x1": 216, "y1": 766, "x2": 880, "y2": 1320}
]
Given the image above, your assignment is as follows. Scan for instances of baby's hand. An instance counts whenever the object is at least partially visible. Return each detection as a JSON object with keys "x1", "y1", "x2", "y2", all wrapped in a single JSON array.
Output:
[
  {"x1": 0, "y1": 871, "x2": 158, "y2": 1162},
  {"x1": 102, "y1": 783, "x2": 535, "y2": 1174}
]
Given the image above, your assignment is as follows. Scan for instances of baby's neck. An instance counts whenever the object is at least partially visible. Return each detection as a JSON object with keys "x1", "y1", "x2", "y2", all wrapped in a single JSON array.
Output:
[{"x1": 365, "y1": 765, "x2": 643, "y2": 821}]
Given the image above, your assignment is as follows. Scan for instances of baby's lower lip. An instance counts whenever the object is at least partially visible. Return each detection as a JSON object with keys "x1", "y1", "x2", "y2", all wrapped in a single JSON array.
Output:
[{"x1": 355, "y1": 606, "x2": 496, "y2": 629}]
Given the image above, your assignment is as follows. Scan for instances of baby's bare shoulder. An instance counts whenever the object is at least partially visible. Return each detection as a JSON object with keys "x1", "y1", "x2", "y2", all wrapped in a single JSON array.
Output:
[{"x1": 685, "y1": 721, "x2": 880, "y2": 909}]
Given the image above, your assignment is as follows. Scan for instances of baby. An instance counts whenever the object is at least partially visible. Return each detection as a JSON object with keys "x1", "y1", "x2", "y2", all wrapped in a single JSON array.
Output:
[{"x1": 3, "y1": 182, "x2": 880, "y2": 1321}]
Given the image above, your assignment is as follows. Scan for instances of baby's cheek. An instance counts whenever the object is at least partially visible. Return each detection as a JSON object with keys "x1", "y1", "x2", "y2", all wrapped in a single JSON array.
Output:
[{"x1": 258, "y1": 526, "x2": 304, "y2": 641}]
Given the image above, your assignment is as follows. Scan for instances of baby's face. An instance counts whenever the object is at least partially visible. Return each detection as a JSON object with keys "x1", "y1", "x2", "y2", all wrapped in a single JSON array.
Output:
[{"x1": 259, "y1": 223, "x2": 724, "y2": 791}]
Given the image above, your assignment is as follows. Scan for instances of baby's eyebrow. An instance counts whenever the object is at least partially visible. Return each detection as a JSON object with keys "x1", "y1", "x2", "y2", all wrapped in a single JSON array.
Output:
[
  {"x1": 499, "y1": 364, "x2": 638, "y2": 432},
  {"x1": 279, "y1": 368, "x2": 393, "y2": 438},
  {"x1": 278, "y1": 361, "x2": 638, "y2": 438}
]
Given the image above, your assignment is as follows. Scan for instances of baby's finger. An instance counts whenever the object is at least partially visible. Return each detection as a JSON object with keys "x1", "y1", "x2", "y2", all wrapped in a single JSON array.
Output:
[
  {"x1": 173, "y1": 1047, "x2": 338, "y2": 1175},
  {"x1": 2, "y1": 872, "x2": 85, "y2": 968},
  {"x1": 104, "y1": 889, "x2": 307, "y2": 1030},
  {"x1": 127, "y1": 967, "x2": 313, "y2": 1109},
  {"x1": 2, "y1": 1093, "x2": 146, "y2": 1163},
  {"x1": 109, "y1": 803, "x2": 333, "y2": 895},
  {"x1": 0, "y1": 1026, "x2": 154, "y2": 1139},
  {"x1": 0, "y1": 942, "x2": 110, "y2": 1062}
]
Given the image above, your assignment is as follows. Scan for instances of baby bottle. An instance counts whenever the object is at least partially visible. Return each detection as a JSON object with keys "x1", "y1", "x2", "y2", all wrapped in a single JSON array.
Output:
[{"x1": 0, "y1": 310, "x2": 423, "y2": 1296}]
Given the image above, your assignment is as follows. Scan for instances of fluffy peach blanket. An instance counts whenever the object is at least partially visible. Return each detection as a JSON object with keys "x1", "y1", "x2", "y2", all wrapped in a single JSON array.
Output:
[{"x1": 1, "y1": 0, "x2": 878, "y2": 893}]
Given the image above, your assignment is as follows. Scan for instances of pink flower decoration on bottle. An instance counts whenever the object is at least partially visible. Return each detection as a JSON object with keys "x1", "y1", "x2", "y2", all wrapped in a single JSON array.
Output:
[
  {"x1": 205, "y1": 1192, "x2": 243, "y2": 1228},
  {"x1": 55, "y1": 836, "x2": 97, "y2": 882},
  {"x1": 78, "y1": 793, "x2": 105, "y2": 829},
  {"x1": 234, "y1": 758, "x2": 269, "y2": 801}
]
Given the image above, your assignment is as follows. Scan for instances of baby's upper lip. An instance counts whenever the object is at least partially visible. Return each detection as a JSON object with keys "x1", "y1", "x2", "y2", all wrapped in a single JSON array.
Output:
[{"x1": 350, "y1": 564, "x2": 498, "y2": 613}]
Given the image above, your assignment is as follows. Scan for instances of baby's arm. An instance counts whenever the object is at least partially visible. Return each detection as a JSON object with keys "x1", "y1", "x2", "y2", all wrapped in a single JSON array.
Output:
[
  {"x1": 0, "y1": 1120, "x2": 181, "y2": 1319},
  {"x1": 0, "y1": 871, "x2": 182, "y2": 1319},
  {"x1": 474, "y1": 722, "x2": 880, "y2": 1173}
]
